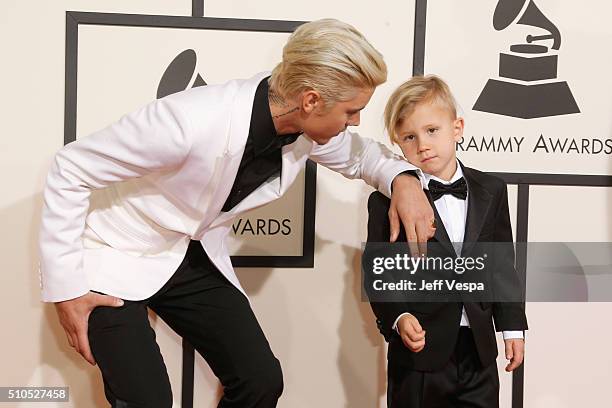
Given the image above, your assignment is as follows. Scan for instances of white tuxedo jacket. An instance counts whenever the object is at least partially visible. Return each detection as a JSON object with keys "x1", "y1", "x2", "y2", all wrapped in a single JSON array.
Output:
[{"x1": 39, "y1": 72, "x2": 417, "y2": 302}]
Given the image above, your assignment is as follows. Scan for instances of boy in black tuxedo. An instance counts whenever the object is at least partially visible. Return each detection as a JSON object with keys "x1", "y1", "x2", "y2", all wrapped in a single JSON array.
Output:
[{"x1": 366, "y1": 75, "x2": 528, "y2": 407}]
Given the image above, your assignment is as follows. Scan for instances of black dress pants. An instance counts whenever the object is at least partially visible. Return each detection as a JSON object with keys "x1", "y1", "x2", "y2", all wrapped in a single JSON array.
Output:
[
  {"x1": 88, "y1": 240, "x2": 283, "y2": 408},
  {"x1": 387, "y1": 327, "x2": 499, "y2": 408}
]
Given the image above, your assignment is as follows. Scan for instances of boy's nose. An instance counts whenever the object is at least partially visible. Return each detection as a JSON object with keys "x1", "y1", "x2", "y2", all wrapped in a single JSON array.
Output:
[{"x1": 417, "y1": 142, "x2": 430, "y2": 152}]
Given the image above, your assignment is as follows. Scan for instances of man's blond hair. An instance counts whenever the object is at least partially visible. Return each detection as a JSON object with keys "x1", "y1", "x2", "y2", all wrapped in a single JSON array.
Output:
[
  {"x1": 269, "y1": 19, "x2": 387, "y2": 107},
  {"x1": 384, "y1": 75, "x2": 458, "y2": 144}
]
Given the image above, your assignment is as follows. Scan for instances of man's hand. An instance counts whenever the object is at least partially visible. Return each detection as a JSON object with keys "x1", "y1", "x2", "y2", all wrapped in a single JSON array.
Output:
[
  {"x1": 504, "y1": 338, "x2": 525, "y2": 372},
  {"x1": 390, "y1": 174, "x2": 435, "y2": 257},
  {"x1": 54, "y1": 291, "x2": 124, "y2": 365},
  {"x1": 397, "y1": 313, "x2": 426, "y2": 353}
]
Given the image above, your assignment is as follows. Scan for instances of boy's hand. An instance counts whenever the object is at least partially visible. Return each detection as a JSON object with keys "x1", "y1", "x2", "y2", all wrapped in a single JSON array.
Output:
[
  {"x1": 54, "y1": 291, "x2": 124, "y2": 365},
  {"x1": 397, "y1": 313, "x2": 426, "y2": 352},
  {"x1": 504, "y1": 338, "x2": 525, "y2": 372},
  {"x1": 390, "y1": 174, "x2": 435, "y2": 257}
]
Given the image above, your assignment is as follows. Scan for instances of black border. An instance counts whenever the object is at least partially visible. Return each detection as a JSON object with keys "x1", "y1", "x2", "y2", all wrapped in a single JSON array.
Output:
[
  {"x1": 413, "y1": 1, "x2": 611, "y2": 407},
  {"x1": 64, "y1": 11, "x2": 316, "y2": 270},
  {"x1": 513, "y1": 184, "x2": 529, "y2": 408},
  {"x1": 192, "y1": 0, "x2": 204, "y2": 18}
]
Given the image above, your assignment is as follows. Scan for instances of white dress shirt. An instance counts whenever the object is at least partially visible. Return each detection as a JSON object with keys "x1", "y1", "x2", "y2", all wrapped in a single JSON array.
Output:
[{"x1": 393, "y1": 160, "x2": 523, "y2": 340}]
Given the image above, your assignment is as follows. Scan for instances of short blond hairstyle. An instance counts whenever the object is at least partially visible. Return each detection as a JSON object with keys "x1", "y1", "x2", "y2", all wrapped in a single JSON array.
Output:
[
  {"x1": 384, "y1": 75, "x2": 458, "y2": 144},
  {"x1": 269, "y1": 19, "x2": 387, "y2": 107}
]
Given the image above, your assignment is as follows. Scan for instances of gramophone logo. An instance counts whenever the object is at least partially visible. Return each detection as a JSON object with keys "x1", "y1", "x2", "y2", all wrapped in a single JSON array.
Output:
[
  {"x1": 157, "y1": 49, "x2": 206, "y2": 98},
  {"x1": 473, "y1": 0, "x2": 580, "y2": 119}
]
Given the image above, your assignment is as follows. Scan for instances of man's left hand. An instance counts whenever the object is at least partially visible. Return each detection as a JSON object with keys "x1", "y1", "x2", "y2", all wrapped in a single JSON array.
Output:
[{"x1": 389, "y1": 174, "x2": 435, "y2": 257}]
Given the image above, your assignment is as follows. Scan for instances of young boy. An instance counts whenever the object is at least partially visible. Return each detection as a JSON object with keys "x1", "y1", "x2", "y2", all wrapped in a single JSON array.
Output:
[{"x1": 366, "y1": 75, "x2": 528, "y2": 408}]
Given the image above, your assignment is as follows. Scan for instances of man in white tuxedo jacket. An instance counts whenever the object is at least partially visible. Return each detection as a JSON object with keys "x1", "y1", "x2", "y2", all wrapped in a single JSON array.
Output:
[{"x1": 39, "y1": 19, "x2": 434, "y2": 407}]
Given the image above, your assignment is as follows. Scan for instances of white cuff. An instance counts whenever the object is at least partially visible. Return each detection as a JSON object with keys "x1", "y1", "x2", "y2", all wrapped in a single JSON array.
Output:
[
  {"x1": 392, "y1": 312, "x2": 413, "y2": 334},
  {"x1": 387, "y1": 167, "x2": 425, "y2": 198},
  {"x1": 502, "y1": 330, "x2": 524, "y2": 340}
]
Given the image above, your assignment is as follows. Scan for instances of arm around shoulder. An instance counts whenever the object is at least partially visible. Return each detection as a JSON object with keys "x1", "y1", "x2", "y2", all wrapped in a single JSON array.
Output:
[{"x1": 309, "y1": 130, "x2": 418, "y2": 198}]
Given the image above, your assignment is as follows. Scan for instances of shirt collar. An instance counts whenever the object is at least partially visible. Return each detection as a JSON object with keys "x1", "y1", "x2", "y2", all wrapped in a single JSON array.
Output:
[{"x1": 422, "y1": 159, "x2": 464, "y2": 189}]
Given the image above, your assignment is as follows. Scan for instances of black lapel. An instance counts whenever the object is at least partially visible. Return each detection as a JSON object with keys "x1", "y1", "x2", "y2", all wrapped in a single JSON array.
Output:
[
  {"x1": 424, "y1": 189, "x2": 456, "y2": 257},
  {"x1": 461, "y1": 163, "x2": 493, "y2": 257}
]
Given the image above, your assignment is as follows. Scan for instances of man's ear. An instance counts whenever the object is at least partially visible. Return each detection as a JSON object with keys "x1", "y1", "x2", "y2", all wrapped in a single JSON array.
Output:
[
  {"x1": 453, "y1": 117, "x2": 465, "y2": 142},
  {"x1": 301, "y1": 90, "x2": 321, "y2": 114}
]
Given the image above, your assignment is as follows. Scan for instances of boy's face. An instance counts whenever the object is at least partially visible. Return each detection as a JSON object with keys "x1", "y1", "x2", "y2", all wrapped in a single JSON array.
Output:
[{"x1": 395, "y1": 101, "x2": 464, "y2": 181}]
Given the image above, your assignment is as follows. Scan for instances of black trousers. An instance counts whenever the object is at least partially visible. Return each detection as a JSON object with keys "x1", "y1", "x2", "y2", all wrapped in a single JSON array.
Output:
[
  {"x1": 88, "y1": 240, "x2": 283, "y2": 408},
  {"x1": 387, "y1": 327, "x2": 499, "y2": 408}
]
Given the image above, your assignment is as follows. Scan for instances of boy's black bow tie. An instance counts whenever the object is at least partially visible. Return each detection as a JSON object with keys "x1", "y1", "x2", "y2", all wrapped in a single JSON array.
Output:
[{"x1": 428, "y1": 177, "x2": 467, "y2": 201}]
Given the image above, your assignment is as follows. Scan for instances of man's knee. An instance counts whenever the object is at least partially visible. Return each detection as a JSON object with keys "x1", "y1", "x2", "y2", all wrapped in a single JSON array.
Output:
[
  {"x1": 231, "y1": 357, "x2": 284, "y2": 402},
  {"x1": 260, "y1": 357, "x2": 283, "y2": 398},
  {"x1": 103, "y1": 376, "x2": 173, "y2": 408}
]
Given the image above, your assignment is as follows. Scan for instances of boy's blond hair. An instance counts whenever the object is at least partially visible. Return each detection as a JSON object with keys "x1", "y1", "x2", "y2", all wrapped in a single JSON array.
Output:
[
  {"x1": 384, "y1": 75, "x2": 458, "y2": 144},
  {"x1": 269, "y1": 19, "x2": 387, "y2": 108}
]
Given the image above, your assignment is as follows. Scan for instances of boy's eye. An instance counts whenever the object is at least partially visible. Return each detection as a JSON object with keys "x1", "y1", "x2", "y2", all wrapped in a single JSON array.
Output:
[
  {"x1": 427, "y1": 127, "x2": 438, "y2": 134},
  {"x1": 401, "y1": 135, "x2": 415, "y2": 142}
]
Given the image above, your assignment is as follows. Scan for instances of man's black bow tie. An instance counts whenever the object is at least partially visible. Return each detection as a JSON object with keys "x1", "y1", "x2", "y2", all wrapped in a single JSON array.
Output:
[{"x1": 428, "y1": 177, "x2": 467, "y2": 201}]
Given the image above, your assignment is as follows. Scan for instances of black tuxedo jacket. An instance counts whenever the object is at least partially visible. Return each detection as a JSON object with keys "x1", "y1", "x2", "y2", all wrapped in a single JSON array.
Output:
[{"x1": 366, "y1": 164, "x2": 528, "y2": 372}]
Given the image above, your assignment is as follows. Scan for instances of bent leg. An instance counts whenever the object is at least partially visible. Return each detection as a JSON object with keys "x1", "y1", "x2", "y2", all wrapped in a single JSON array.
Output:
[
  {"x1": 150, "y1": 243, "x2": 282, "y2": 408},
  {"x1": 88, "y1": 300, "x2": 173, "y2": 408}
]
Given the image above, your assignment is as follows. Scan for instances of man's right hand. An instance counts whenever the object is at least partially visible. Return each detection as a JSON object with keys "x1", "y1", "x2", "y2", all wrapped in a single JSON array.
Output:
[
  {"x1": 389, "y1": 174, "x2": 435, "y2": 257},
  {"x1": 397, "y1": 313, "x2": 426, "y2": 353},
  {"x1": 54, "y1": 291, "x2": 124, "y2": 365}
]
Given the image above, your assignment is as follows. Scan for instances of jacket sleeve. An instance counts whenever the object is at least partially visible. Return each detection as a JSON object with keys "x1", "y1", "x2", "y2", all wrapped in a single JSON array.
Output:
[
  {"x1": 364, "y1": 191, "x2": 411, "y2": 342},
  {"x1": 491, "y1": 183, "x2": 529, "y2": 332},
  {"x1": 39, "y1": 96, "x2": 193, "y2": 302},
  {"x1": 308, "y1": 129, "x2": 420, "y2": 198}
]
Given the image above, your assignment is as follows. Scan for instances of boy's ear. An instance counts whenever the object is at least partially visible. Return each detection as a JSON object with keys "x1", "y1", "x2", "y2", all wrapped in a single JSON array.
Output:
[{"x1": 453, "y1": 117, "x2": 465, "y2": 142}]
